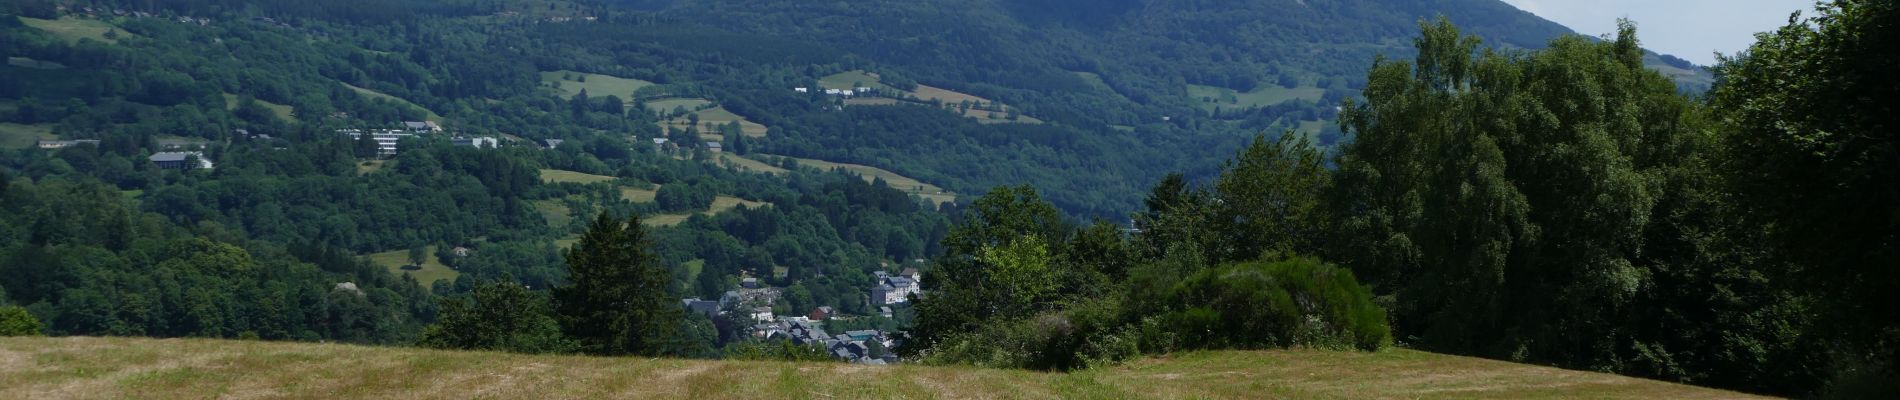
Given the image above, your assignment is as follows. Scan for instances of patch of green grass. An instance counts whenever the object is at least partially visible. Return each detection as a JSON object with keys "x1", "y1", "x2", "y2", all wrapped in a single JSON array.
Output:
[
  {"x1": 0, "y1": 337, "x2": 1770, "y2": 399},
  {"x1": 540, "y1": 70, "x2": 656, "y2": 99},
  {"x1": 658, "y1": 106, "x2": 768, "y2": 137},
  {"x1": 717, "y1": 154, "x2": 789, "y2": 175},
  {"x1": 355, "y1": 160, "x2": 385, "y2": 175},
  {"x1": 365, "y1": 246, "x2": 459, "y2": 287},
  {"x1": 533, "y1": 200, "x2": 574, "y2": 229},
  {"x1": 19, "y1": 16, "x2": 130, "y2": 44},
  {"x1": 768, "y1": 155, "x2": 956, "y2": 206},
  {"x1": 0, "y1": 123, "x2": 57, "y2": 149},
  {"x1": 1188, "y1": 83, "x2": 1326, "y2": 111},
  {"x1": 643, "y1": 98, "x2": 714, "y2": 114},
  {"x1": 680, "y1": 259, "x2": 706, "y2": 283},
  {"x1": 818, "y1": 70, "x2": 896, "y2": 91},
  {"x1": 538, "y1": 169, "x2": 617, "y2": 184},
  {"x1": 644, "y1": 196, "x2": 770, "y2": 227},
  {"x1": 342, "y1": 83, "x2": 442, "y2": 122},
  {"x1": 553, "y1": 235, "x2": 581, "y2": 250},
  {"x1": 6, "y1": 57, "x2": 65, "y2": 69},
  {"x1": 222, "y1": 93, "x2": 297, "y2": 122}
]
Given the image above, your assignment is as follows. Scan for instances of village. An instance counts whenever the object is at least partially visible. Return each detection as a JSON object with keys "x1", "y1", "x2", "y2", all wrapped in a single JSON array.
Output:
[{"x1": 681, "y1": 268, "x2": 922, "y2": 365}]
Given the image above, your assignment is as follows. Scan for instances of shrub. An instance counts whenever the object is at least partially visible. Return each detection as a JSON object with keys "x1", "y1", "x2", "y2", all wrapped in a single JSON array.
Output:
[
  {"x1": 1158, "y1": 257, "x2": 1390, "y2": 351},
  {"x1": 0, "y1": 306, "x2": 44, "y2": 336}
]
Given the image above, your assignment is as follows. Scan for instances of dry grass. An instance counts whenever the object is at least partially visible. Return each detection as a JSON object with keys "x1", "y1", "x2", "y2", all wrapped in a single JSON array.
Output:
[
  {"x1": 538, "y1": 169, "x2": 617, "y2": 184},
  {"x1": 768, "y1": 155, "x2": 957, "y2": 206},
  {"x1": 620, "y1": 187, "x2": 658, "y2": 203},
  {"x1": 0, "y1": 337, "x2": 1768, "y2": 399}
]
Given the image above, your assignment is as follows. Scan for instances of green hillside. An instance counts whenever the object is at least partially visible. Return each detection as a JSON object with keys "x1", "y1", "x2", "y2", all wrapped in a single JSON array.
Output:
[{"x1": 0, "y1": 337, "x2": 1764, "y2": 399}]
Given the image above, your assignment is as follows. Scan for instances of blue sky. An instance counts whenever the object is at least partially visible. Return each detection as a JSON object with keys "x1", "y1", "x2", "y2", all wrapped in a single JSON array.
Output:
[{"x1": 1499, "y1": 0, "x2": 1815, "y2": 65}]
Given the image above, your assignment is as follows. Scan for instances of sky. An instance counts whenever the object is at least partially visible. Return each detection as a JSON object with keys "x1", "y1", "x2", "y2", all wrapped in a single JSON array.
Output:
[{"x1": 1499, "y1": 0, "x2": 1815, "y2": 65}]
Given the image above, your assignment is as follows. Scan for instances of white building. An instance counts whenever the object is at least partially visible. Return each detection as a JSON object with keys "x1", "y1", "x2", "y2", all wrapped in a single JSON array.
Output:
[{"x1": 339, "y1": 129, "x2": 414, "y2": 157}]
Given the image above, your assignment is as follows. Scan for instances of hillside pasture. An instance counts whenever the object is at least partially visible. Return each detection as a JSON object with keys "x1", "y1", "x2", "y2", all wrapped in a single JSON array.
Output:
[
  {"x1": 717, "y1": 154, "x2": 790, "y2": 175},
  {"x1": 0, "y1": 123, "x2": 56, "y2": 149},
  {"x1": 643, "y1": 98, "x2": 714, "y2": 114},
  {"x1": 6, "y1": 56, "x2": 65, "y2": 69},
  {"x1": 770, "y1": 155, "x2": 956, "y2": 206},
  {"x1": 818, "y1": 70, "x2": 897, "y2": 91},
  {"x1": 19, "y1": 16, "x2": 130, "y2": 44},
  {"x1": 222, "y1": 93, "x2": 298, "y2": 122},
  {"x1": 538, "y1": 169, "x2": 617, "y2": 184},
  {"x1": 343, "y1": 83, "x2": 442, "y2": 121},
  {"x1": 1188, "y1": 83, "x2": 1326, "y2": 111},
  {"x1": 365, "y1": 246, "x2": 460, "y2": 287},
  {"x1": 540, "y1": 70, "x2": 655, "y2": 99},
  {"x1": 644, "y1": 196, "x2": 770, "y2": 227},
  {"x1": 620, "y1": 186, "x2": 659, "y2": 203},
  {"x1": 0, "y1": 336, "x2": 1770, "y2": 399},
  {"x1": 658, "y1": 106, "x2": 769, "y2": 138}
]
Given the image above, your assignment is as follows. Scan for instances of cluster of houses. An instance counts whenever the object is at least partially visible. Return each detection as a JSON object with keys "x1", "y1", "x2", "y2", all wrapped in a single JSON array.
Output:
[
  {"x1": 339, "y1": 121, "x2": 513, "y2": 157},
  {"x1": 38, "y1": 139, "x2": 215, "y2": 170},
  {"x1": 794, "y1": 87, "x2": 873, "y2": 97},
  {"x1": 677, "y1": 267, "x2": 924, "y2": 364}
]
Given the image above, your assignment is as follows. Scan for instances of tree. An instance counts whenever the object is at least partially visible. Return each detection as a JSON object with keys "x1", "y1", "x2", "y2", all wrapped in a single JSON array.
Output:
[
  {"x1": 1211, "y1": 131, "x2": 1328, "y2": 262},
  {"x1": 554, "y1": 212, "x2": 684, "y2": 356},
  {"x1": 420, "y1": 279, "x2": 573, "y2": 354},
  {"x1": 1710, "y1": 1, "x2": 1900, "y2": 394},
  {"x1": 408, "y1": 245, "x2": 427, "y2": 267},
  {"x1": 0, "y1": 306, "x2": 43, "y2": 336},
  {"x1": 909, "y1": 186, "x2": 1066, "y2": 352}
]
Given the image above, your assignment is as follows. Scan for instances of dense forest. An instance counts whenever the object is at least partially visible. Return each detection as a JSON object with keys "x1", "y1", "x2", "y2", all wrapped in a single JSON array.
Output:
[{"x1": 0, "y1": 0, "x2": 1893, "y2": 397}]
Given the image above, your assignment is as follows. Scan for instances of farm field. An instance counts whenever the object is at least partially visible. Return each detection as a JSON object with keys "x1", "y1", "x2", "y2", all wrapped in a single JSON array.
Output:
[
  {"x1": 1188, "y1": 83, "x2": 1327, "y2": 111},
  {"x1": 643, "y1": 98, "x2": 714, "y2": 114},
  {"x1": 768, "y1": 155, "x2": 956, "y2": 206},
  {"x1": 818, "y1": 70, "x2": 899, "y2": 92},
  {"x1": 19, "y1": 16, "x2": 131, "y2": 44},
  {"x1": 538, "y1": 169, "x2": 617, "y2": 184},
  {"x1": 821, "y1": 70, "x2": 1032, "y2": 126},
  {"x1": 0, "y1": 123, "x2": 57, "y2": 149},
  {"x1": 620, "y1": 186, "x2": 658, "y2": 203},
  {"x1": 540, "y1": 70, "x2": 656, "y2": 99},
  {"x1": 364, "y1": 246, "x2": 460, "y2": 287},
  {"x1": 0, "y1": 336, "x2": 1769, "y2": 399},
  {"x1": 533, "y1": 200, "x2": 575, "y2": 229}
]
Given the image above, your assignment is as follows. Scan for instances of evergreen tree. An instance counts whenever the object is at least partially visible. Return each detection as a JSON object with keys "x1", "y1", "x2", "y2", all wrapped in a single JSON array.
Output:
[{"x1": 554, "y1": 212, "x2": 683, "y2": 356}]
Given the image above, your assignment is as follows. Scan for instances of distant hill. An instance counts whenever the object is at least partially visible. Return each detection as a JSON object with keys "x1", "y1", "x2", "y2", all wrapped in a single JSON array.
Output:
[{"x1": 0, "y1": 336, "x2": 1767, "y2": 399}]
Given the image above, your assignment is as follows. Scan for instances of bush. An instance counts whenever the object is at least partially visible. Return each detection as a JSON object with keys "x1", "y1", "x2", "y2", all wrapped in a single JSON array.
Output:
[
  {"x1": 0, "y1": 306, "x2": 44, "y2": 336},
  {"x1": 1157, "y1": 257, "x2": 1389, "y2": 351}
]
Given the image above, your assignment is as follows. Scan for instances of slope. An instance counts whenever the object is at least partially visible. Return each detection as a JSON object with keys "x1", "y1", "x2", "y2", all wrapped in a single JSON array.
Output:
[{"x1": 0, "y1": 336, "x2": 1767, "y2": 399}]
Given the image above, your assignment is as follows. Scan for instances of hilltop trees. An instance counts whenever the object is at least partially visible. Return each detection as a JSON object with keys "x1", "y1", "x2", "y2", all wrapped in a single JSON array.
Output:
[
  {"x1": 553, "y1": 212, "x2": 684, "y2": 357},
  {"x1": 420, "y1": 279, "x2": 572, "y2": 354}
]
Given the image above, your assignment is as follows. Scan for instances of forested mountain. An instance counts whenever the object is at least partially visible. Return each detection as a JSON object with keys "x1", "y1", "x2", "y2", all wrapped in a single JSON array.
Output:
[{"x1": 11, "y1": 0, "x2": 1884, "y2": 398}]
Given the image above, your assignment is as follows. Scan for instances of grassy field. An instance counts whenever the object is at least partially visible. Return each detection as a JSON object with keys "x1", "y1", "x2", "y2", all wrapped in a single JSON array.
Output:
[
  {"x1": 19, "y1": 16, "x2": 130, "y2": 44},
  {"x1": 355, "y1": 160, "x2": 386, "y2": 175},
  {"x1": 222, "y1": 93, "x2": 297, "y2": 122},
  {"x1": 1188, "y1": 83, "x2": 1326, "y2": 111},
  {"x1": 843, "y1": 97, "x2": 900, "y2": 106},
  {"x1": 643, "y1": 98, "x2": 714, "y2": 114},
  {"x1": 963, "y1": 107, "x2": 1044, "y2": 124},
  {"x1": 539, "y1": 169, "x2": 617, "y2": 184},
  {"x1": 343, "y1": 83, "x2": 443, "y2": 122},
  {"x1": 621, "y1": 186, "x2": 659, "y2": 203},
  {"x1": 533, "y1": 200, "x2": 575, "y2": 229},
  {"x1": 364, "y1": 246, "x2": 460, "y2": 287},
  {"x1": 0, "y1": 123, "x2": 56, "y2": 149},
  {"x1": 658, "y1": 106, "x2": 769, "y2": 138},
  {"x1": 0, "y1": 336, "x2": 1767, "y2": 399},
  {"x1": 717, "y1": 154, "x2": 790, "y2": 175},
  {"x1": 6, "y1": 56, "x2": 65, "y2": 69},
  {"x1": 818, "y1": 70, "x2": 898, "y2": 91},
  {"x1": 645, "y1": 196, "x2": 770, "y2": 227},
  {"x1": 540, "y1": 70, "x2": 656, "y2": 99},
  {"x1": 770, "y1": 155, "x2": 956, "y2": 206}
]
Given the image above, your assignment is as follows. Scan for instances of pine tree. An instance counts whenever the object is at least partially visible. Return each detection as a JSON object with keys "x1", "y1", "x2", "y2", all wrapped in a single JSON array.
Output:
[{"x1": 553, "y1": 212, "x2": 682, "y2": 356}]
